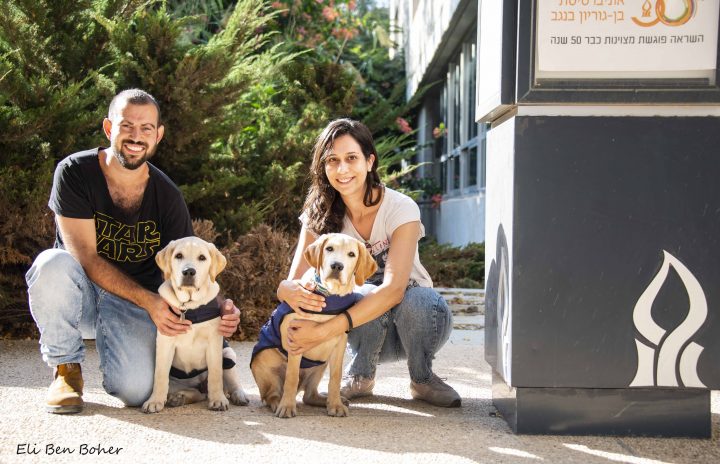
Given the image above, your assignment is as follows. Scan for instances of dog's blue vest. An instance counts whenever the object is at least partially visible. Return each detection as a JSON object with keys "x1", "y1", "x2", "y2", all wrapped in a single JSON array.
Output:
[
  {"x1": 168, "y1": 299, "x2": 236, "y2": 379},
  {"x1": 251, "y1": 291, "x2": 362, "y2": 369}
]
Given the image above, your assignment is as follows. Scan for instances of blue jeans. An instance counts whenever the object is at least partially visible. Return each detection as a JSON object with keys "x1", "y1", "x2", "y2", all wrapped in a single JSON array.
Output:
[
  {"x1": 25, "y1": 249, "x2": 156, "y2": 406},
  {"x1": 346, "y1": 286, "x2": 453, "y2": 383}
]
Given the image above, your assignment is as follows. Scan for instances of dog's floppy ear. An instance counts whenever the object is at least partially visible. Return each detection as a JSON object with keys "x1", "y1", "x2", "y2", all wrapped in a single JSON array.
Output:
[
  {"x1": 208, "y1": 243, "x2": 227, "y2": 283},
  {"x1": 303, "y1": 234, "x2": 327, "y2": 270},
  {"x1": 155, "y1": 240, "x2": 177, "y2": 281},
  {"x1": 354, "y1": 241, "x2": 378, "y2": 285}
]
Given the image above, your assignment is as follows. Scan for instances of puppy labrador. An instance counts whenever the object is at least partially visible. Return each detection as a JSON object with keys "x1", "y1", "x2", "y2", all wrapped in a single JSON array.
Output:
[
  {"x1": 251, "y1": 233, "x2": 377, "y2": 418},
  {"x1": 142, "y1": 236, "x2": 248, "y2": 413}
]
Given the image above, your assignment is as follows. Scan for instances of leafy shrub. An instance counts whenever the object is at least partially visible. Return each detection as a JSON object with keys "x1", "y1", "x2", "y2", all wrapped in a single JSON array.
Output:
[
  {"x1": 0, "y1": 0, "x2": 425, "y2": 336},
  {"x1": 419, "y1": 239, "x2": 485, "y2": 288},
  {"x1": 216, "y1": 225, "x2": 295, "y2": 341}
]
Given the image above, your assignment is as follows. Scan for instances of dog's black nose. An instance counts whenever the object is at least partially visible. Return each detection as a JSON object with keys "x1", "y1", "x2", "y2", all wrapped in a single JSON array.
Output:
[
  {"x1": 182, "y1": 267, "x2": 196, "y2": 277},
  {"x1": 330, "y1": 262, "x2": 344, "y2": 272}
]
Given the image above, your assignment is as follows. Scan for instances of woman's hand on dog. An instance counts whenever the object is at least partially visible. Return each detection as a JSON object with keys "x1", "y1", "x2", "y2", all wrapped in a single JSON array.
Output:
[
  {"x1": 286, "y1": 319, "x2": 328, "y2": 355},
  {"x1": 219, "y1": 299, "x2": 240, "y2": 337},
  {"x1": 277, "y1": 279, "x2": 326, "y2": 317},
  {"x1": 146, "y1": 293, "x2": 192, "y2": 336}
]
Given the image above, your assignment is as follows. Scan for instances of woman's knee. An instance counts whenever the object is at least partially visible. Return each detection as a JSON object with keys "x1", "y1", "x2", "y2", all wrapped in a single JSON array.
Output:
[
  {"x1": 347, "y1": 311, "x2": 388, "y2": 350},
  {"x1": 394, "y1": 287, "x2": 450, "y2": 326},
  {"x1": 393, "y1": 287, "x2": 452, "y2": 346}
]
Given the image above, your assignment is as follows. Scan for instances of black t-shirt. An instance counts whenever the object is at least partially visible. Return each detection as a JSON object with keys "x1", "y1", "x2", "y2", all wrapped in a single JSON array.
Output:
[{"x1": 49, "y1": 148, "x2": 194, "y2": 291}]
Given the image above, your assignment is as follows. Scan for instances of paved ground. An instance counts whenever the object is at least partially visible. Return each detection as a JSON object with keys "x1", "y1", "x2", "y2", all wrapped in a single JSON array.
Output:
[{"x1": 1, "y1": 326, "x2": 718, "y2": 464}]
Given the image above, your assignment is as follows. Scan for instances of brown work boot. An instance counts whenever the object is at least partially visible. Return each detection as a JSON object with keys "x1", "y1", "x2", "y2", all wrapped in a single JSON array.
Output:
[{"x1": 46, "y1": 363, "x2": 84, "y2": 414}]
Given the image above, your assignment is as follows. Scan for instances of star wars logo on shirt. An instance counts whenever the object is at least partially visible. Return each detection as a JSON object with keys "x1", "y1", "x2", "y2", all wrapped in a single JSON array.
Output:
[{"x1": 94, "y1": 212, "x2": 161, "y2": 263}]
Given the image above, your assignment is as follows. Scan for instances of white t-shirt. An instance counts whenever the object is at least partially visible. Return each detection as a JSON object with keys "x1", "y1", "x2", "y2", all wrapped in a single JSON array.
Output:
[{"x1": 302, "y1": 187, "x2": 433, "y2": 287}]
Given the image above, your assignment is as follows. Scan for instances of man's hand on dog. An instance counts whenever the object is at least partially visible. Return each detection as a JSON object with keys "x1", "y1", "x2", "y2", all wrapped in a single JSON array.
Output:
[
  {"x1": 219, "y1": 299, "x2": 241, "y2": 337},
  {"x1": 146, "y1": 293, "x2": 192, "y2": 336},
  {"x1": 147, "y1": 295, "x2": 239, "y2": 337},
  {"x1": 277, "y1": 279, "x2": 326, "y2": 317}
]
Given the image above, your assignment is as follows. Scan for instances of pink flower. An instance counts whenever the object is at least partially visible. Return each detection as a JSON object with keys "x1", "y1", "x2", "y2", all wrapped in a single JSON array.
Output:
[
  {"x1": 431, "y1": 193, "x2": 443, "y2": 208},
  {"x1": 348, "y1": 0, "x2": 357, "y2": 11},
  {"x1": 396, "y1": 117, "x2": 412, "y2": 134},
  {"x1": 331, "y1": 27, "x2": 355, "y2": 40},
  {"x1": 270, "y1": 1, "x2": 284, "y2": 8},
  {"x1": 432, "y1": 125, "x2": 447, "y2": 139},
  {"x1": 322, "y1": 6, "x2": 339, "y2": 21}
]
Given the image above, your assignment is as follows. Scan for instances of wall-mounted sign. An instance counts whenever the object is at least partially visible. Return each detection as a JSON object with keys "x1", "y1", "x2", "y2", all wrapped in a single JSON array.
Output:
[{"x1": 536, "y1": 0, "x2": 720, "y2": 81}]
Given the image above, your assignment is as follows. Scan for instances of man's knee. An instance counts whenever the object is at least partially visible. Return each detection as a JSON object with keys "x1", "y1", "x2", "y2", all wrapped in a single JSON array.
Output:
[
  {"x1": 26, "y1": 249, "x2": 84, "y2": 287},
  {"x1": 105, "y1": 371, "x2": 154, "y2": 407}
]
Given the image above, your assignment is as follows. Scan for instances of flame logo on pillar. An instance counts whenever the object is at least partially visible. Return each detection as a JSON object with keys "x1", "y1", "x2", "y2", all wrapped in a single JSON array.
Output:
[
  {"x1": 630, "y1": 250, "x2": 707, "y2": 388},
  {"x1": 497, "y1": 241, "x2": 511, "y2": 382}
]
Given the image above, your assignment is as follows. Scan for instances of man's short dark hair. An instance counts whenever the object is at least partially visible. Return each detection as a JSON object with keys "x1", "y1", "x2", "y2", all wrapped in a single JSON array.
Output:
[{"x1": 108, "y1": 89, "x2": 161, "y2": 123}]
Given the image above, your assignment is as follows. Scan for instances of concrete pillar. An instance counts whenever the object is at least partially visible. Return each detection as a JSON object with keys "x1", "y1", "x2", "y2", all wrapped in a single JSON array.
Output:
[{"x1": 480, "y1": 0, "x2": 720, "y2": 437}]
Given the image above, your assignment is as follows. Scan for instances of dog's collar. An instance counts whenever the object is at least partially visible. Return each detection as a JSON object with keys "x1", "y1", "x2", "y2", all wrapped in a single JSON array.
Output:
[
  {"x1": 301, "y1": 292, "x2": 360, "y2": 316},
  {"x1": 313, "y1": 273, "x2": 330, "y2": 297},
  {"x1": 168, "y1": 299, "x2": 221, "y2": 324}
]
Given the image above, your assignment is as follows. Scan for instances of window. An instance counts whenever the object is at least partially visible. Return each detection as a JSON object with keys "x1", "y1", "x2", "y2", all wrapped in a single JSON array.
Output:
[
  {"x1": 437, "y1": 30, "x2": 486, "y2": 195},
  {"x1": 468, "y1": 145, "x2": 478, "y2": 187}
]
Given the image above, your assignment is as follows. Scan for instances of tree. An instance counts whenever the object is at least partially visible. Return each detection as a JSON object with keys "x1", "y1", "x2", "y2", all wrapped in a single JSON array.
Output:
[{"x1": 0, "y1": 0, "x2": 144, "y2": 322}]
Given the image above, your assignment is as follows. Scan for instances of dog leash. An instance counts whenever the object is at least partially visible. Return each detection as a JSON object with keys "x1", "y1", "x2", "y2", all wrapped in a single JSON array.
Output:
[{"x1": 313, "y1": 273, "x2": 330, "y2": 297}]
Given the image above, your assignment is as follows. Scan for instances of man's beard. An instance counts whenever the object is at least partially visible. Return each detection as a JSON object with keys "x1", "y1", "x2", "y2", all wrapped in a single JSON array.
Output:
[{"x1": 112, "y1": 139, "x2": 157, "y2": 170}]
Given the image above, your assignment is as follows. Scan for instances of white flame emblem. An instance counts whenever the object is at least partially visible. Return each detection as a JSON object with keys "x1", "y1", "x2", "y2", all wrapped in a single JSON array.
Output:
[
  {"x1": 498, "y1": 248, "x2": 511, "y2": 382},
  {"x1": 630, "y1": 250, "x2": 707, "y2": 388}
]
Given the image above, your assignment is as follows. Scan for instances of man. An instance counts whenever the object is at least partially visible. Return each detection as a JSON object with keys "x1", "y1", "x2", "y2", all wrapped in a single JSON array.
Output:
[{"x1": 25, "y1": 89, "x2": 240, "y2": 413}]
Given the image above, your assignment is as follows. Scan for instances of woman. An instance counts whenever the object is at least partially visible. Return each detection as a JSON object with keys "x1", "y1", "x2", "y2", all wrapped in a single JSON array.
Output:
[{"x1": 277, "y1": 118, "x2": 459, "y2": 407}]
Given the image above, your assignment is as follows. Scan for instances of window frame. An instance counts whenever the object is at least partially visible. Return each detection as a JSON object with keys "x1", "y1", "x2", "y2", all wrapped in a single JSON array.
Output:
[{"x1": 440, "y1": 31, "x2": 487, "y2": 197}]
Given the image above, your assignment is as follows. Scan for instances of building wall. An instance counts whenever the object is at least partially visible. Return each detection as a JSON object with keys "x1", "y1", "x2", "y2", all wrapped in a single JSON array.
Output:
[
  {"x1": 391, "y1": 0, "x2": 485, "y2": 247},
  {"x1": 437, "y1": 193, "x2": 486, "y2": 245},
  {"x1": 390, "y1": 0, "x2": 464, "y2": 100}
]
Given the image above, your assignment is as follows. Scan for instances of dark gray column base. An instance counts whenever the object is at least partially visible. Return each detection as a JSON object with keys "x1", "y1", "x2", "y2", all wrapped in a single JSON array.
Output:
[{"x1": 492, "y1": 371, "x2": 711, "y2": 437}]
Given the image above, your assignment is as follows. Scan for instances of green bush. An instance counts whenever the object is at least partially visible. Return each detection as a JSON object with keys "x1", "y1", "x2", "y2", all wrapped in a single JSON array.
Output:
[
  {"x1": 0, "y1": 0, "x2": 426, "y2": 334},
  {"x1": 419, "y1": 239, "x2": 485, "y2": 288},
  {"x1": 0, "y1": 0, "x2": 142, "y2": 321}
]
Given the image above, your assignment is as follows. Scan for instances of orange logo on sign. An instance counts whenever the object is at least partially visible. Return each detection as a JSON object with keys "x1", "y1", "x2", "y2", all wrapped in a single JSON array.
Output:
[{"x1": 632, "y1": 0, "x2": 696, "y2": 27}]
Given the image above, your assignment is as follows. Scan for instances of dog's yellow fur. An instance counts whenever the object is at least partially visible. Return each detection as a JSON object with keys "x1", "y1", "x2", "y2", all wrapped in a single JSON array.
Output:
[
  {"x1": 142, "y1": 236, "x2": 248, "y2": 413},
  {"x1": 251, "y1": 233, "x2": 377, "y2": 418}
]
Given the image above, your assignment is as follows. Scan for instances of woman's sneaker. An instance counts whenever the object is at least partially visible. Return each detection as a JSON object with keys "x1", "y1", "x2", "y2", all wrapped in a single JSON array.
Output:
[
  {"x1": 410, "y1": 374, "x2": 461, "y2": 407},
  {"x1": 340, "y1": 375, "x2": 375, "y2": 400}
]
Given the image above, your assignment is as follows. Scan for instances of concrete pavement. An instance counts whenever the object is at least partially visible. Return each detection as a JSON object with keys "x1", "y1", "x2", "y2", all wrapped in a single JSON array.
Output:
[{"x1": 1, "y1": 327, "x2": 718, "y2": 464}]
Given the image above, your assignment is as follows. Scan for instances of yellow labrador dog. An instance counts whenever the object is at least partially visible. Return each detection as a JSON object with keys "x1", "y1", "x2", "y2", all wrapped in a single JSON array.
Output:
[
  {"x1": 142, "y1": 236, "x2": 248, "y2": 413},
  {"x1": 251, "y1": 233, "x2": 377, "y2": 418}
]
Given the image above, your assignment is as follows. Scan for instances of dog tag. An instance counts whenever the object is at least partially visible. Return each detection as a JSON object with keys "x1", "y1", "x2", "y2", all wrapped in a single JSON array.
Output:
[{"x1": 180, "y1": 310, "x2": 187, "y2": 322}]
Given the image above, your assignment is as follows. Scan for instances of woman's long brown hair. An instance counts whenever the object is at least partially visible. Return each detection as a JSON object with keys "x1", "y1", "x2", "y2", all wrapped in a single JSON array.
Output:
[{"x1": 303, "y1": 119, "x2": 382, "y2": 236}]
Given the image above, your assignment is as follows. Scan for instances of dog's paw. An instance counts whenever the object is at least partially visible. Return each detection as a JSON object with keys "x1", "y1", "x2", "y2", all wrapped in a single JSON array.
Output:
[
  {"x1": 141, "y1": 398, "x2": 165, "y2": 414},
  {"x1": 166, "y1": 392, "x2": 187, "y2": 408},
  {"x1": 266, "y1": 397, "x2": 280, "y2": 413},
  {"x1": 208, "y1": 395, "x2": 229, "y2": 411},
  {"x1": 327, "y1": 402, "x2": 349, "y2": 417},
  {"x1": 229, "y1": 388, "x2": 249, "y2": 406},
  {"x1": 340, "y1": 395, "x2": 349, "y2": 407},
  {"x1": 275, "y1": 401, "x2": 297, "y2": 418}
]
